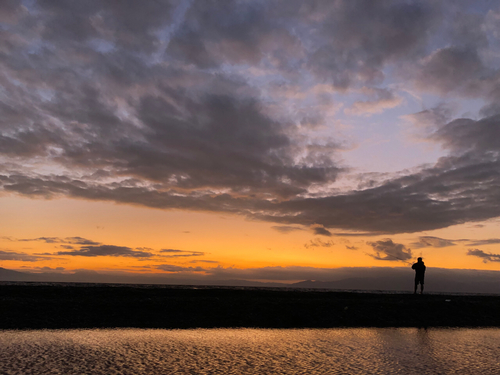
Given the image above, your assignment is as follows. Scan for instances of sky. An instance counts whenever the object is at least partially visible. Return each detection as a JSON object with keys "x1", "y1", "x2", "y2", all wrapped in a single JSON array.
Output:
[{"x1": 2, "y1": 0, "x2": 500, "y2": 285}]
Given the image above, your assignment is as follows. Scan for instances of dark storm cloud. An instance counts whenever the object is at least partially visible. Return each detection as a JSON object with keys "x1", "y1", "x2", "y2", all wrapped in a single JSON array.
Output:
[
  {"x1": 56, "y1": 245, "x2": 153, "y2": 258},
  {"x1": 367, "y1": 239, "x2": 412, "y2": 261},
  {"x1": 0, "y1": 250, "x2": 48, "y2": 262},
  {"x1": 159, "y1": 249, "x2": 205, "y2": 258},
  {"x1": 467, "y1": 249, "x2": 500, "y2": 263}
]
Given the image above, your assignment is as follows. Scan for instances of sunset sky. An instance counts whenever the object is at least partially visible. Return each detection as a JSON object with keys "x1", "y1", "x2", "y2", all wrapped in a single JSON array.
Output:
[{"x1": 2, "y1": 0, "x2": 500, "y2": 284}]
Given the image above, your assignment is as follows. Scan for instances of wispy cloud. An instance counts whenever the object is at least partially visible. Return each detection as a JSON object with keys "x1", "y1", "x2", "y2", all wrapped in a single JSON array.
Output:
[
  {"x1": 466, "y1": 239, "x2": 500, "y2": 247},
  {"x1": 56, "y1": 245, "x2": 153, "y2": 258},
  {"x1": 367, "y1": 239, "x2": 412, "y2": 262},
  {"x1": 312, "y1": 226, "x2": 332, "y2": 237},
  {"x1": 159, "y1": 249, "x2": 206, "y2": 258},
  {"x1": 467, "y1": 249, "x2": 500, "y2": 263},
  {"x1": 271, "y1": 226, "x2": 304, "y2": 234},
  {"x1": 0, "y1": 250, "x2": 50, "y2": 262},
  {"x1": 17, "y1": 237, "x2": 100, "y2": 245},
  {"x1": 412, "y1": 236, "x2": 457, "y2": 248},
  {"x1": 304, "y1": 239, "x2": 335, "y2": 249},
  {"x1": 156, "y1": 264, "x2": 207, "y2": 273}
]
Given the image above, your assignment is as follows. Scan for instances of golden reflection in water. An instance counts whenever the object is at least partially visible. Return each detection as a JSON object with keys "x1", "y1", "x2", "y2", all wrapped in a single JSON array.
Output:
[{"x1": 0, "y1": 328, "x2": 499, "y2": 374}]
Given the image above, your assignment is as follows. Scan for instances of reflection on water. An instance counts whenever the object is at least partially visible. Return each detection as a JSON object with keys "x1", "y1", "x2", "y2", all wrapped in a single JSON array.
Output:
[{"x1": 0, "y1": 328, "x2": 499, "y2": 374}]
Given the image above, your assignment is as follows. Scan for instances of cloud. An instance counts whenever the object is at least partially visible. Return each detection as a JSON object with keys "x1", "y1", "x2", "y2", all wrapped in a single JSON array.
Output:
[
  {"x1": 0, "y1": 250, "x2": 48, "y2": 262},
  {"x1": 346, "y1": 245, "x2": 358, "y2": 251},
  {"x1": 167, "y1": 0, "x2": 303, "y2": 69},
  {"x1": 467, "y1": 248, "x2": 500, "y2": 263},
  {"x1": 304, "y1": 239, "x2": 335, "y2": 249},
  {"x1": 58, "y1": 245, "x2": 75, "y2": 250},
  {"x1": 306, "y1": 0, "x2": 439, "y2": 89},
  {"x1": 414, "y1": 47, "x2": 486, "y2": 96},
  {"x1": 189, "y1": 260, "x2": 219, "y2": 264},
  {"x1": 1, "y1": 235, "x2": 211, "y2": 262},
  {"x1": 0, "y1": 0, "x2": 500, "y2": 237},
  {"x1": 430, "y1": 115, "x2": 500, "y2": 155},
  {"x1": 412, "y1": 236, "x2": 456, "y2": 248},
  {"x1": 334, "y1": 232, "x2": 381, "y2": 237},
  {"x1": 56, "y1": 245, "x2": 153, "y2": 258},
  {"x1": 156, "y1": 264, "x2": 207, "y2": 273},
  {"x1": 271, "y1": 225, "x2": 304, "y2": 234},
  {"x1": 413, "y1": 236, "x2": 500, "y2": 249},
  {"x1": 403, "y1": 103, "x2": 456, "y2": 130},
  {"x1": 312, "y1": 226, "x2": 332, "y2": 237},
  {"x1": 29, "y1": 266, "x2": 66, "y2": 273},
  {"x1": 367, "y1": 239, "x2": 412, "y2": 261},
  {"x1": 346, "y1": 88, "x2": 402, "y2": 115},
  {"x1": 18, "y1": 237, "x2": 100, "y2": 245},
  {"x1": 466, "y1": 239, "x2": 500, "y2": 246},
  {"x1": 159, "y1": 249, "x2": 205, "y2": 258}
]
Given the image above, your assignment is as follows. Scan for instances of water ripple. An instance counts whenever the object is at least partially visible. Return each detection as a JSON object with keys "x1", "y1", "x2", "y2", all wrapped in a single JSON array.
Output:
[{"x1": 0, "y1": 328, "x2": 499, "y2": 374}]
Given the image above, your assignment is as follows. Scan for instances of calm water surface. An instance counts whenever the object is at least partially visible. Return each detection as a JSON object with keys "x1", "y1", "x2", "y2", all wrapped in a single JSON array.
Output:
[{"x1": 0, "y1": 328, "x2": 498, "y2": 374}]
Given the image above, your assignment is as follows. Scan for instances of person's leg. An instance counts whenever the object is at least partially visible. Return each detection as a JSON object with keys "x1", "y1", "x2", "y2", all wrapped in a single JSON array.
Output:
[
  {"x1": 420, "y1": 282, "x2": 424, "y2": 294},
  {"x1": 414, "y1": 279, "x2": 418, "y2": 294}
]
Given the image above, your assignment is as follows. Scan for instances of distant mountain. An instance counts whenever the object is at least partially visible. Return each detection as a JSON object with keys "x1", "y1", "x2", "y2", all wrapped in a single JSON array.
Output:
[
  {"x1": 292, "y1": 272, "x2": 500, "y2": 295},
  {"x1": 0, "y1": 267, "x2": 290, "y2": 288},
  {"x1": 0, "y1": 267, "x2": 41, "y2": 281},
  {"x1": 1, "y1": 267, "x2": 499, "y2": 294}
]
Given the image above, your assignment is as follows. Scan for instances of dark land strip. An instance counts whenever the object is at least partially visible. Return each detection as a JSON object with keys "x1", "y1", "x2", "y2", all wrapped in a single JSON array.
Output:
[{"x1": 1, "y1": 284, "x2": 499, "y2": 329}]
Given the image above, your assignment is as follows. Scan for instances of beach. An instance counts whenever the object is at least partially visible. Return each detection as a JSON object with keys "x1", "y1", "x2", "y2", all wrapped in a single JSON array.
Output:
[{"x1": 1, "y1": 283, "x2": 499, "y2": 329}]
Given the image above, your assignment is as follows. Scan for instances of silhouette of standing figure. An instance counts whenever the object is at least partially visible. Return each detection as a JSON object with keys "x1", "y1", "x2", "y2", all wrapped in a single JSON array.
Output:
[{"x1": 412, "y1": 257, "x2": 426, "y2": 294}]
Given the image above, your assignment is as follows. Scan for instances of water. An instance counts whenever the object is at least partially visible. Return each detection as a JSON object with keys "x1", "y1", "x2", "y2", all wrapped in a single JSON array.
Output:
[{"x1": 0, "y1": 328, "x2": 499, "y2": 374}]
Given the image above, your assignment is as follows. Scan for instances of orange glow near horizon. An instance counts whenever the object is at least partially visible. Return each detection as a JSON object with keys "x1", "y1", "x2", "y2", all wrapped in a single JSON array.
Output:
[{"x1": 2, "y1": 196, "x2": 500, "y2": 280}]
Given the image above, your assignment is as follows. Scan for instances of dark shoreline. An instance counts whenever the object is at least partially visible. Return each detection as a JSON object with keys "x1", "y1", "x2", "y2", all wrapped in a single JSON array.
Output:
[{"x1": 1, "y1": 283, "x2": 500, "y2": 330}]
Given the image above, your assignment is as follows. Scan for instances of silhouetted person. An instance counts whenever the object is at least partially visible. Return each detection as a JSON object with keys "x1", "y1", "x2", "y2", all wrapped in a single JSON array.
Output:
[{"x1": 412, "y1": 257, "x2": 426, "y2": 294}]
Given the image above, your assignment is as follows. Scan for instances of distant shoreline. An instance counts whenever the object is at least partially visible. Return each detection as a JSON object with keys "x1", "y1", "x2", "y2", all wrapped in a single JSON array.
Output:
[{"x1": 1, "y1": 283, "x2": 499, "y2": 329}]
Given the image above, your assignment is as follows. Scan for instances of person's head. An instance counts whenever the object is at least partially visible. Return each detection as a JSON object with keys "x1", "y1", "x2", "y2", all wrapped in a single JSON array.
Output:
[{"x1": 417, "y1": 257, "x2": 423, "y2": 263}]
